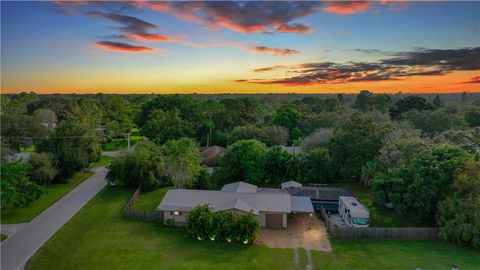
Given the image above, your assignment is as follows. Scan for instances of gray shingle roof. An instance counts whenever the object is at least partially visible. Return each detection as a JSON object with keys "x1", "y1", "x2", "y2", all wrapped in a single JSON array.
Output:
[
  {"x1": 291, "y1": 196, "x2": 314, "y2": 213},
  {"x1": 221, "y1": 181, "x2": 257, "y2": 193}
]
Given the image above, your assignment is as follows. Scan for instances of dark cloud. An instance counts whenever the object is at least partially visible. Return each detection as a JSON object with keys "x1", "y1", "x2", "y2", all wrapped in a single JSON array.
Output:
[
  {"x1": 87, "y1": 11, "x2": 156, "y2": 35},
  {"x1": 96, "y1": 41, "x2": 154, "y2": 52},
  {"x1": 147, "y1": 1, "x2": 320, "y2": 34},
  {"x1": 239, "y1": 47, "x2": 479, "y2": 85},
  {"x1": 382, "y1": 47, "x2": 480, "y2": 70}
]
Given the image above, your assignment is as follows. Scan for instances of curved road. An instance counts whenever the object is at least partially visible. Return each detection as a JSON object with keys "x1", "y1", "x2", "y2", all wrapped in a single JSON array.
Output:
[{"x1": 1, "y1": 166, "x2": 108, "y2": 270}]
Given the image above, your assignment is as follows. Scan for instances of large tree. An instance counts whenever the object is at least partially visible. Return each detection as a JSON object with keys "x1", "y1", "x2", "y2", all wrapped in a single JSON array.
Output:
[
  {"x1": 106, "y1": 141, "x2": 166, "y2": 191},
  {"x1": 163, "y1": 137, "x2": 202, "y2": 188},
  {"x1": 371, "y1": 145, "x2": 469, "y2": 223},
  {"x1": 263, "y1": 146, "x2": 292, "y2": 184},
  {"x1": 214, "y1": 139, "x2": 267, "y2": 186},
  {"x1": 141, "y1": 109, "x2": 194, "y2": 144},
  {"x1": 437, "y1": 159, "x2": 480, "y2": 248},
  {"x1": 389, "y1": 96, "x2": 435, "y2": 120},
  {"x1": 37, "y1": 120, "x2": 101, "y2": 179},
  {"x1": 329, "y1": 112, "x2": 386, "y2": 181}
]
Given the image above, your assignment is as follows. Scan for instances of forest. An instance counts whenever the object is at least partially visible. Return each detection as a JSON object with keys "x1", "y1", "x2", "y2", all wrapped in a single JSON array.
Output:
[{"x1": 1, "y1": 91, "x2": 479, "y2": 248}]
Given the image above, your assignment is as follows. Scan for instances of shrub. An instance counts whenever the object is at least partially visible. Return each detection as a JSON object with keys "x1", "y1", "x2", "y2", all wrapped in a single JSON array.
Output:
[
  {"x1": 300, "y1": 128, "x2": 333, "y2": 152},
  {"x1": 186, "y1": 205, "x2": 260, "y2": 244},
  {"x1": 28, "y1": 153, "x2": 57, "y2": 185}
]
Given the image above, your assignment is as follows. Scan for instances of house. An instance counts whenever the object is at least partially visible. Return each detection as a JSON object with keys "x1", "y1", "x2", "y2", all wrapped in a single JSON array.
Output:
[
  {"x1": 281, "y1": 181, "x2": 354, "y2": 213},
  {"x1": 199, "y1": 145, "x2": 225, "y2": 167},
  {"x1": 339, "y1": 196, "x2": 370, "y2": 228},
  {"x1": 156, "y1": 181, "x2": 314, "y2": 228}
]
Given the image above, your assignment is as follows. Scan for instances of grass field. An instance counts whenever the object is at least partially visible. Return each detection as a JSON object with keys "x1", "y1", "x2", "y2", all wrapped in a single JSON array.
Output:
[
  {"x1": 132, "y1": 187, "x2": 172, "y2": 211},
  {"x1": 89, "y1": 156, "x2": 114, "y2": 168},
  {"x1": 1, "y1": 171, "x2": 94, "y2": 224},
  {"x1": 330, "y1": 182, "x2": 421, "y2": 227},
  {"x1": 27, "y1": 186, "x2": 480, "y2": 270}
]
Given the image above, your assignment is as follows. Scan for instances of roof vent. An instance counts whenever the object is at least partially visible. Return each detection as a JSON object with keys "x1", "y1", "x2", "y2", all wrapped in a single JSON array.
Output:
[{"x1": 352, "y1": 202, "x2": 358, "y2": 206}]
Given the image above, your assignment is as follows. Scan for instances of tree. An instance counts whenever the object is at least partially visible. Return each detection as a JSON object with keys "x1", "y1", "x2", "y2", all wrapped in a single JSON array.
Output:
[
  {"x1": 202, "y1": 100, "x2": 224, "y2": 147},
  {"x1": 28, "y1": 153, "x2": 57, "y2": 185},
  {"x1": 354, "y1": 90, "x2": 375, "y2": 112},
  {"x1": 215, "y1": 140, "x2": 266, "y2": 186},
  {"x1": 33, "y1": 108, "x2": 57, "y2": 129},
  {"x1": 389, "y1": 96, "x2": 435, "y2": 120},
  {"x1": 141, "y1": 109, "x2": 194, "y2": 144},
  {"x1": 329, "y1": 113, "x2": 386, "y2": 181},
  {"x1": 1, "y1": 162, "x2": 45, "y2": 211},
  {"x1": 295, "y1": 148, "x2": 333, "y2": 183},
  {"x1": 406, "y1": 110, "x2": 454, "y2": 137},
  {"x1": 37, "y1": 120, "x2": 101, "y2": 179},
  {"x1": 263, "y1": 125, "x2": 289, "y2": 146},
  {"x1": 230, "y1": 125, "x2": 266, "y2": 143},
  {"x1": 437, "y1": 159, "x2": 480, "y2": 248},
  {"x1": 272, "y1": 107, "x2": 302, "y2": 130},
  {"x1": 300, "y1": 128, "x2": 333, "y2": 152},
  {"x1": 465, "y1": 109, "x2": 480, "y2": 127},
  {"x1": 371, "y1": 145, "x2": 469, "y2": 223},
  {"x1": 264, "y1": 146, "x2": 292, "y2": 184},
  {"x1": 433, "y1": 128, "x2": 480, "y2": 154},
  {"x1": 163, "y1": 137, "x2": 202, "y2": 188},
  {"x1": 433, "y1": 94, "x2": 443, "y2": 108},
  {"x1": 379, "y1": 136, "x2": 429, "y2": 170},
  {"x1": 106, "y1": 142, "x2": 166, "y2": 191},
  {"x1": 103, "y1": 96, "x2": 135, "y2": 137}
]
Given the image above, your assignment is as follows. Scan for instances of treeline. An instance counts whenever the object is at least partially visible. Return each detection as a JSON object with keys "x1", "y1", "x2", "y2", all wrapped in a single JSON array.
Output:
[{"x1": 1, "y1": 91, "x2": 480, "y2": 248}]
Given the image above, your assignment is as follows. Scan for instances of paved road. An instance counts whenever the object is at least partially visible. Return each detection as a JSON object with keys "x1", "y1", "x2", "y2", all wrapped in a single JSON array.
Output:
[{"x1": 0, "y1": 166, "x2": 108, "y2": 270}]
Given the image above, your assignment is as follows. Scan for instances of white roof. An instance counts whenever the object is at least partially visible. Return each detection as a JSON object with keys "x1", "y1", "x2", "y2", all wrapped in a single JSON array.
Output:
[
  {"x1": 339, "y1": 196, "x2": 369, "y2": 218},
  {"x1": 221, "y1": 181, "x2": 257, "y2": 193},
  {"x1": 158, "y1": 189, "x2": 292, "y2": 214},
  {"x1": 291, "y1": 196, "x2": 314, "y2": 213},
  {"x1": 281, "y1": 180, "x2": 302, "y2": 189}
]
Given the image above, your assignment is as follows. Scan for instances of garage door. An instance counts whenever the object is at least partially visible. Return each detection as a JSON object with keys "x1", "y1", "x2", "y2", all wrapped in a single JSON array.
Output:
[{"x1": 265, "y1": 213, "x2": 283, "y2": 228}]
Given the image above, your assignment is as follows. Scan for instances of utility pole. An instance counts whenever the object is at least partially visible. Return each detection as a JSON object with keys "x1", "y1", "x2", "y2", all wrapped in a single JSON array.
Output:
[{"x1": 126, "y1": 132, "x2": 131, "y2": 151}]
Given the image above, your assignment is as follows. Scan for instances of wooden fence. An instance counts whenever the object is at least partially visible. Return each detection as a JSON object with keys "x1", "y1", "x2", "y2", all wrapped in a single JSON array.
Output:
[
  {"x1": 319, "y1": 208, "x2": 438, "y2": 240},
  {"x1": 123, "y1": 186, "x2": 162, "y2": 221}
]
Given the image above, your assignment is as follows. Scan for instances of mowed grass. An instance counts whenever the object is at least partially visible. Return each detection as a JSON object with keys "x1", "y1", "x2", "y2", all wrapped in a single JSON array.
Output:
[
  {"x1": 330, "y1": 182, "x2": 420, "y2": 227},
  {"x1": 89, "y1": 156, "x2": 114, "y2": 168},
  {"x1": 132, "y1": 187, "x2": 173, "y2": 211},
  {"x1": 27, "y1": 186, "x2": 480, "y2": 270},
  {"x1": 1, "y1": 171, "x2": 94, "y2": 224}
]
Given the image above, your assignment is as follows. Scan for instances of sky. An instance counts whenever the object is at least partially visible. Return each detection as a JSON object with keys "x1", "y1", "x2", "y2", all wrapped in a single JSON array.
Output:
[{"x1": 1, "y1": 0, "x2": 479, "y2": 94}]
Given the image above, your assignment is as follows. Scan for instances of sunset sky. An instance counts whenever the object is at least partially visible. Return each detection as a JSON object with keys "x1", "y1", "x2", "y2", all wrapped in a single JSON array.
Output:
[{"x1": 1, "y1": 1, "x2": 479, "y2": 94}]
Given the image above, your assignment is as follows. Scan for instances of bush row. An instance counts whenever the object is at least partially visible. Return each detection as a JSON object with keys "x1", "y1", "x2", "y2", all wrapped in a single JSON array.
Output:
[{"x1": 186, "y1": 205, "x2": 260, "y2": 244}]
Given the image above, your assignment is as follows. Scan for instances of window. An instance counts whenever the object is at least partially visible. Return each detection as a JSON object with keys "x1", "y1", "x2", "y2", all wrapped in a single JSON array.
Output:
[
  {"x1": 352, "y1": 218, "x2": 369, "y2": 225},
  {"x1": 173, "y1": 211, "x2": 180, "y2": 216}
]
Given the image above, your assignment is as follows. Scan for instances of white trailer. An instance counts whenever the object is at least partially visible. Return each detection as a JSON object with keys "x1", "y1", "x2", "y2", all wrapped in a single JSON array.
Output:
[{"x1": 339, "y1": 196, "x2": 369, "y2": 228}]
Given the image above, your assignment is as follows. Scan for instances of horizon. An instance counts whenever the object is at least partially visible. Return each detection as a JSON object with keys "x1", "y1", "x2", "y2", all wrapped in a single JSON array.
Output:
[{"x1": 1, "y1": 1, "x2": 479, "y2": 94}]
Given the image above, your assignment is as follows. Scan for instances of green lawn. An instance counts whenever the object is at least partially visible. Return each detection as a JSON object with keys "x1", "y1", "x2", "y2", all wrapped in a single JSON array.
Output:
[
  {"x1": 27, "y1": 186, "x2": 480, "y2": 270},
  {"x1": 102, "y1": 136, "x2": 142, "y2": 151},
  {"x1": 132, "y1": 187, "x2": 173, "y2": 211},
  {"x1": 1, "y1": 234, "x2": 7, "y2": 242},
  {"x1": 20, "y1": 145, "x2": 35, "y2": 153},
  {"x1": 330, "y1": 182, "x2": 421, "y2": 227},
  {"x1": 89, "y1": 156, "x2": 114, "y2": 168},
  {"x1": 1, "y1": 171, "x2": 94, "y2": 224}
]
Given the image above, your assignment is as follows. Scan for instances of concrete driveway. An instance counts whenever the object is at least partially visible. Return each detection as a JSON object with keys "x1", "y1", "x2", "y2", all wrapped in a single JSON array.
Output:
[
  {"x1": 0, "y1": 166, "x2": 108, "y2": 270},
  {"x1": 257, "y1": 214, "x2": 332, "y2": 251}
]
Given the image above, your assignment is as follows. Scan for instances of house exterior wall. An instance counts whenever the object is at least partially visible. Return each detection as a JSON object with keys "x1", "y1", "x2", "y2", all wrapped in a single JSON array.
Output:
[{"x1": 162, "y1": 210, "x2": 287, "y2": 228}]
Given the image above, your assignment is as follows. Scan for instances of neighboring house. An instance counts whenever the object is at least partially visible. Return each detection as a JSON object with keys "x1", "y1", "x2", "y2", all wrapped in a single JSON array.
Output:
[
  {"x1": 41, "y1": 122, "x2": 56, "y2": 129},
  {"x1": 199, "y1": 145, "x2": 225, "y2": 167},
  {"x1": 7, "y1": 152, "x2": 32, "y2": 162},
  {"x1": 281, "y1": 181, "x2": 354, "y2": 213},
  {"x1": 339, "y1": 196, "x2": 370, "y2": 228},
  {"x1": 157, "y1": 181, "x2": 314, "y2": 228}
]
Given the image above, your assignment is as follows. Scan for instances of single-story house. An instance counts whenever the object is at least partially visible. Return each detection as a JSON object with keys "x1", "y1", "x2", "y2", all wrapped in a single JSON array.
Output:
[
  {"x1": 199, "y1": 145, "x2": 225, "y2": 167},
  {"x1": 157, "y1": 181, "x2": 314, "y2": 228},
  {"x1": 281, "y1": 181, "x2": 354, "y2": 213}
]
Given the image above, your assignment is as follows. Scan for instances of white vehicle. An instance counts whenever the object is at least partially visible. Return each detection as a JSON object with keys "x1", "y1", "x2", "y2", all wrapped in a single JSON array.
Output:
[{"x1": 339, "y1": 196, "x2": 369, "y2": 228}]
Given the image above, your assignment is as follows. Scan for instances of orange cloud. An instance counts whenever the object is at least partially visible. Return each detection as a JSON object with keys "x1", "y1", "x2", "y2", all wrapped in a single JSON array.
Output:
[
  {"x1": 96, "y1": 41, "x2": 154, "y2": 52},
  {"x1": 247, "y1": 46, "x2": 300, "y2": 56},
  {"x1": 460, "y1": 76, "x2": 480, "y2": 84},
  {"x1": 323, "y1": 1, "x2": 371, "y2": 15},
  {"x1": 254, "y1": 65, "x2": 288, "y2": 72},
  {"x1": 276, "y1": 23, "x2": 312, "y2": 34}
]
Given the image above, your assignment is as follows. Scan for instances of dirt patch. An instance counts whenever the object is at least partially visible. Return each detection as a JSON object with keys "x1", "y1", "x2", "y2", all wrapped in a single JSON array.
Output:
[{"x1": 257, "y1": 214, "x2": 332, "y2": 251}]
